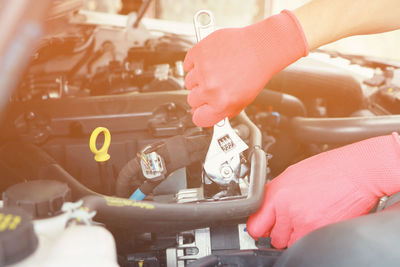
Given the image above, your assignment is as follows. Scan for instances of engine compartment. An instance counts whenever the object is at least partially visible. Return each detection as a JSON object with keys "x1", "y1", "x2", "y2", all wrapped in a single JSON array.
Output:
[{"x1": 2, "y1": 6, "x2": 400, "y2": 267}]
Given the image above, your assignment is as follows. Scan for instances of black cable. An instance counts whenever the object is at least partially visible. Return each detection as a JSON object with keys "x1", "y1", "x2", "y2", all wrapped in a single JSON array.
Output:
[{"x1": 67, "y1": 37, "x2": 96, "y2": 80}]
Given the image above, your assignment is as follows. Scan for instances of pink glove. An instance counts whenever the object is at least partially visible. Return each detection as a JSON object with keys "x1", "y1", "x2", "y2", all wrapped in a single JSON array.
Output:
[
  {"x1": 183, "y1": 10, "x2": 309, "y2": 127},
  {"x1": 247, "y1": 133, "x2": 400, "y2": 249}
]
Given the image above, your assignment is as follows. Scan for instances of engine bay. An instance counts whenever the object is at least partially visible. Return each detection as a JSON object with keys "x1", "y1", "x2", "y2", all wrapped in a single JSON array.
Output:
[{"x1": 1, "y1": 3, "x2": 400, "y2": 267}]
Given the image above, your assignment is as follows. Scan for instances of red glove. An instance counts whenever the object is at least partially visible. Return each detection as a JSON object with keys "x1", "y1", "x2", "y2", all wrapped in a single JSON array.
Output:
[
  {"x1": 247, "y1": 133, "x2": 400, "y2": 249},
  {"x1": 183, "y1": 10, "x2": 309, "y2": 127}
]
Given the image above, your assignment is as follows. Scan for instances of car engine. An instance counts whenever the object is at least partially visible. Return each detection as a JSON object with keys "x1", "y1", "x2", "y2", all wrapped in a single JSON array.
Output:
[{"x1": 1, "y1": 2, "x2": 400, "y2": 267}]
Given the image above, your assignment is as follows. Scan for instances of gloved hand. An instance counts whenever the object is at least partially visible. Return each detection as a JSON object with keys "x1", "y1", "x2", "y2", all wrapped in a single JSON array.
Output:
[
  {"x1": 183, "y1": 10, "x2": 309, "y2": 127},
  {"x1": 247, "y1": 133, "x2": 400, "y2": 249}
]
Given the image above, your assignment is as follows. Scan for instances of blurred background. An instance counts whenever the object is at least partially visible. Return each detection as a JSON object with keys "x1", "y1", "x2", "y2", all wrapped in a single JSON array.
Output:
[{"x1": 82, "y1": 0, "x2": 400, "y2": 60}]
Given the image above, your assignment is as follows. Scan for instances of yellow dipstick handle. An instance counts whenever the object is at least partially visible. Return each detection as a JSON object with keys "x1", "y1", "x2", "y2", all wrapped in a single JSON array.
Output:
[{"x1": 90, "y1": 127, "x2": 111, "y2": 162}]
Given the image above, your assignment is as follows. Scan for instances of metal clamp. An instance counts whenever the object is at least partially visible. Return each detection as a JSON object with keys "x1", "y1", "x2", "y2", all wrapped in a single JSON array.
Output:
[{"x1": 62, "y1": 200, "x2": 97, "y2": 226}]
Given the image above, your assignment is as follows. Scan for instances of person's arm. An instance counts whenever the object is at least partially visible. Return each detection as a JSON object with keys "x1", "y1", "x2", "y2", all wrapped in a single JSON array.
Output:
[
  {"x1": 183, "y1": 0, "x2": 400, "y2": 127},
  {"x1": 295, "y1": 0, "x2": 400, "y2": 50}
]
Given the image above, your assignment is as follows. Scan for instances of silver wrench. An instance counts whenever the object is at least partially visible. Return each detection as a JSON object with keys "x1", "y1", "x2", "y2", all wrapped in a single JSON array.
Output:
[{"x1": 193, "y1": 10, "x2": 248, "y2": 186}]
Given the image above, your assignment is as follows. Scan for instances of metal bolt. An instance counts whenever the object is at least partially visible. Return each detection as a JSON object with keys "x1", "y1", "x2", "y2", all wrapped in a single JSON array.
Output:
[{"x1": 220, "y1": 165, "x2": 233, "y2": 178}]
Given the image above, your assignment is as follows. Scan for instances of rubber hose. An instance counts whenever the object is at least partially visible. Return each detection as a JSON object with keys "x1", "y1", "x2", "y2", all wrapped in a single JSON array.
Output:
[
  {"x1": 267, "y1": 63, "x2": 363, "y2": 117},
  {"x1": 6, "y1": 144, "x2": 265, "y2": 229},
  {"x1": 235, "y1": 111, "x2": 262, "y2": 159},
  {"x1": 40, "y1": 163, "x2": 99, "y2": 199},
  {"x1": 252, "y1": 89, "x2": 306, "y2": 117},
  {"x1": 290, "y1": 115, "x2": 400, "y2": 144},
  {"x1": 81, "y1": 147, "x2": 266, "y2": 232},
  {"x1": 0, "y1": 142, "x2": 97, "y2": 200}
]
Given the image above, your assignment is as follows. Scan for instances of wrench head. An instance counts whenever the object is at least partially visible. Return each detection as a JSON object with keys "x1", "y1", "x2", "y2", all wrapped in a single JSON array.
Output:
[{"x1": 203, "y1": 118, "x2": 248, "y2": 186}]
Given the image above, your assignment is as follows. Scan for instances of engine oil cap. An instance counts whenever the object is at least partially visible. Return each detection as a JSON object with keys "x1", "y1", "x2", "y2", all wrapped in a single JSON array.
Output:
[
  {"x1": 3, "y1": 180, "x2": 71, "y2": 219},
  {"x1": 0, "y1": 207, "x2": 38, "y2": 266}
]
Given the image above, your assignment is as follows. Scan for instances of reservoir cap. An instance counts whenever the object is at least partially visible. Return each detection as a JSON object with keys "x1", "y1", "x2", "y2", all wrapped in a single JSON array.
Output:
[
  {"x1": 3, "y1": 180, "x2": 71, "y2": 219},
  {"x1": 0, "y1": 207, "x2": 38, "y2": 266}
]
